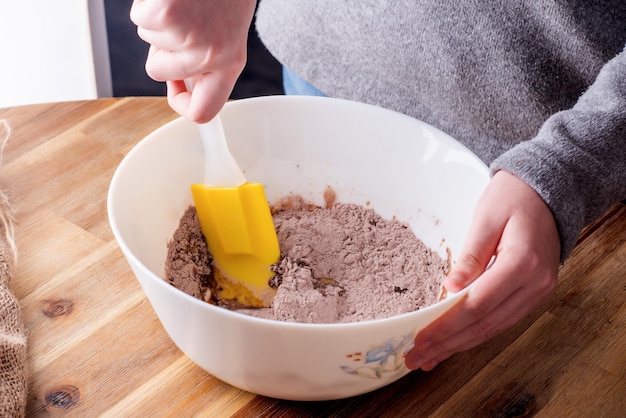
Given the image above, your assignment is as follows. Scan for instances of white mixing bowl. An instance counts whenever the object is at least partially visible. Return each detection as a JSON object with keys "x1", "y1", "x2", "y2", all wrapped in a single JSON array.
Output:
[{"x1": 108, "y1": 96, "x2": 489, "y2": 400}]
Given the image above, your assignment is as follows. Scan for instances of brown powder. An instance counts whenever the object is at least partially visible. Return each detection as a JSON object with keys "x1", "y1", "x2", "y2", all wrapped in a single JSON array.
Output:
[
  {"x1": 165, "y1": 206, "x2": 213, "y2": 301},
  {"x1": 165, "y1": 193, "x2": 447, "y2": 323}
]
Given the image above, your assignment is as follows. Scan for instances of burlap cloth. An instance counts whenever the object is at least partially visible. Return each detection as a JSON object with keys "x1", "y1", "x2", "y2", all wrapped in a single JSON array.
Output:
[{"x1": 0, "y1": 120, "x2": 26, "y2": 417}]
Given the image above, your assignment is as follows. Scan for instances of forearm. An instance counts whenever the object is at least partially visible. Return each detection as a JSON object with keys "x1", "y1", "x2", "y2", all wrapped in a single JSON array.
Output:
[{"x1": 491, "y1": 46, "x2": 626, "y2": 261}]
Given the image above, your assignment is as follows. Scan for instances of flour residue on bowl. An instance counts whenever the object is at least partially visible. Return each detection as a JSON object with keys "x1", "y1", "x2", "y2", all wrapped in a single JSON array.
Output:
[{"x1": 165, "y1": 188, "x2": 448, "y2": 323}]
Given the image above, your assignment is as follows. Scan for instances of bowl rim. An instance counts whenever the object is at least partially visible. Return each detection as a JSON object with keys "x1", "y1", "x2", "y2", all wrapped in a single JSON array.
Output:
[{"x1": 107, "y1": 95, "x2": 479, "y2": 330}]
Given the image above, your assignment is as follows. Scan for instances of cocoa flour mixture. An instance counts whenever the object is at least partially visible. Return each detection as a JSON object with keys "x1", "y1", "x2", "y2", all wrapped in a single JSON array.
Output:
[{"x1": 165, "y1": 190, "x2": 448, "y2": 324}]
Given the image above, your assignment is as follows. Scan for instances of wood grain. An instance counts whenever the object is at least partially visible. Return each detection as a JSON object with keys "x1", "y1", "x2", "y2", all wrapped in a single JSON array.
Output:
[{"x1": 0, "y1": 98, "x2": 623, "y2": 417}]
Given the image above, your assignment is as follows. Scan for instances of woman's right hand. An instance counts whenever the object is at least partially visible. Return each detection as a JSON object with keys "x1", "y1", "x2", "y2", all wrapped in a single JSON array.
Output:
[{"x1": 130, "y1": 0, "x2": 257, "y2": 122}]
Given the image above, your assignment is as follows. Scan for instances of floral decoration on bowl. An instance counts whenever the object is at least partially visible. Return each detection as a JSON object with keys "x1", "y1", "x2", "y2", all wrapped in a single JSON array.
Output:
[{"x1": 340, "y1": 332, "x2": 416, "y2": 379}]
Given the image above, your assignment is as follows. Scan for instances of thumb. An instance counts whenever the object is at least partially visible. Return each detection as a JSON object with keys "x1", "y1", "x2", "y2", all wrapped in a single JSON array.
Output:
[
  {"x1": 445, "y1": 207, "x2": 505, "y2": 293},
  {"x1": 445, "y1": 253, "x2": 487, "y2": 292}
]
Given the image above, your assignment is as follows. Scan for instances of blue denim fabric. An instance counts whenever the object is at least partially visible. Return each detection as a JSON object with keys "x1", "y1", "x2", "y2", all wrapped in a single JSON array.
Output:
[{"x1": 282, "y1": 67, "x2": 327, "y2": 96}]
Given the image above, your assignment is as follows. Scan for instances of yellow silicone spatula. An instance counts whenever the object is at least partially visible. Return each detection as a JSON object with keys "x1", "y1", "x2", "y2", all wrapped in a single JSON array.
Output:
[{"x1": 187, "y1": 82, "x2": 280, "y2": 308}]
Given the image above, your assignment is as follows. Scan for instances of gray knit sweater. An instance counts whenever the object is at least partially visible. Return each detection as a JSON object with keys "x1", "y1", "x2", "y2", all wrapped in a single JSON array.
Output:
[{"x1": 256, "y1": 0, "x2": 626, "y2": 261}]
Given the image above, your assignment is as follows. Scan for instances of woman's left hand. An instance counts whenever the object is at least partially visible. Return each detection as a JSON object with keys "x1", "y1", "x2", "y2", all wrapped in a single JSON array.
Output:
[{"x1": 405, "y1": 170, "x2": 561, "y2": 371}]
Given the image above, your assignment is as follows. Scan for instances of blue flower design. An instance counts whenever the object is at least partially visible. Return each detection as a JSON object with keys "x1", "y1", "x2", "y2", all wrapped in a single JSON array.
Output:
[{"x1": 341, "y1": 332, "x2": 416, "y2": 379}]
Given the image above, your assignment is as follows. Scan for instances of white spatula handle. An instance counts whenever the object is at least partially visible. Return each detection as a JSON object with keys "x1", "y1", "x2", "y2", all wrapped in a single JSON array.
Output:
[
  {"x1": 198, "y1": 115, "x2": 246, "y2": 187},
  {"x1": 185, "y1": 79, "x2": 246, "y2": 187}
]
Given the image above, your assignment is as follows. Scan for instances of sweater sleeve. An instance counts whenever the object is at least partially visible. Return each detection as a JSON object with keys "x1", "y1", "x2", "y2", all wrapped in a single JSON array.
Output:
[{"x1": 490, "y1": 46, "x2": 626, "y2": 262}]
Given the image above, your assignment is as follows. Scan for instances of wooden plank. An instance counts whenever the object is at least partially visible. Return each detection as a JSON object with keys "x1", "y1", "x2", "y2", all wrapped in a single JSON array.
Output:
[
  {"x1": 12, "y1": 211, "x2": 109, "y2": 300},
  {"x1": 1, "y1": 98, "x2": 623, "y2": 416},
  {"x1": 0, "y1": 100, "x2": 116, "y2": 163}
]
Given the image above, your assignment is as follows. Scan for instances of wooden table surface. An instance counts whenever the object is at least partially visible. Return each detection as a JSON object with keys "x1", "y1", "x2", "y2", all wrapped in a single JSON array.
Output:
[{"x1": 1, "y1": 97, "x2": 624, "y2": 417}]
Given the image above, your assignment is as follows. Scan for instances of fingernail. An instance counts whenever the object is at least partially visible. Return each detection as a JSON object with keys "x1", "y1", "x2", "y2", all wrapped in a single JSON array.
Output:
[
  {"x1": 444, "y1": 275, "x2": 465, "y2": 292},
  {"x1": 420, "y1": 359, "x2": 438, "y2": 371},
  {"x1": 404, "y1": 351, "x2": 421, "y2": 370},
  {"x1": 446, "y1": 271, "x2": 465, "y2": 284}
]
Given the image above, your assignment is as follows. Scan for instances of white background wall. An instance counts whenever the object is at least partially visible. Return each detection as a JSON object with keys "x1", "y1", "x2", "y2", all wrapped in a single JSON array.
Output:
[{"x1": 0, "y1": 0, "x2": 112, "y2": 108}]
